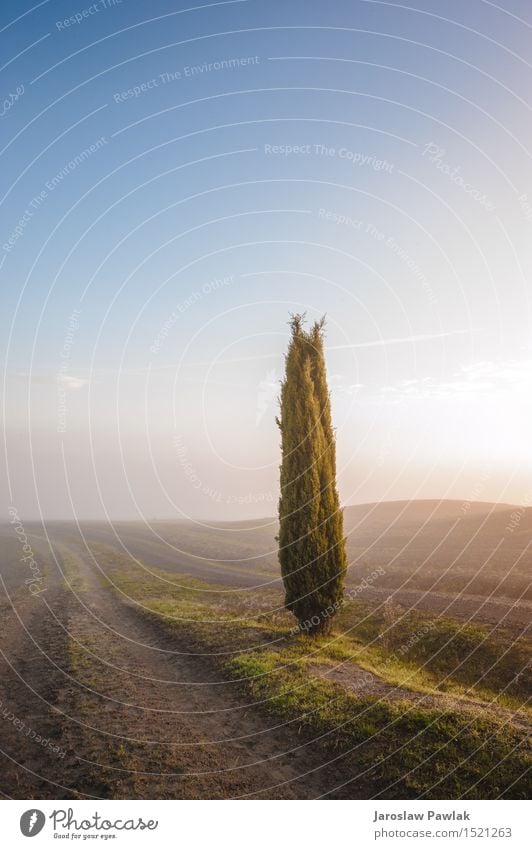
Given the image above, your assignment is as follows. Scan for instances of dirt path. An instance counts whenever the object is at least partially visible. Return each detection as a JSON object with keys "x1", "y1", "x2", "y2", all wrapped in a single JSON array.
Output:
[
  {"x1": 0, "y1": 540, "x2": 77, "y2": 798},
  {"x1": 2, "y1": 531, "x2": 528, "y2": 800},
  {"x1": 308, "y1": 663, "x2": 532, "y2": 735},
  {"x1": 1, "y1": 535, "x2": 360, "y2": 799}
]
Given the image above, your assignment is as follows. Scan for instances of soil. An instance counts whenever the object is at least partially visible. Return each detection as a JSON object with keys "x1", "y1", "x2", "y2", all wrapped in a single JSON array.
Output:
[
  {"x1": 0, "y1": 530, "x2": 529, "y2": 800},
  {"x1": 0, "y1": 538, "x2": 361, "y2": 799}
]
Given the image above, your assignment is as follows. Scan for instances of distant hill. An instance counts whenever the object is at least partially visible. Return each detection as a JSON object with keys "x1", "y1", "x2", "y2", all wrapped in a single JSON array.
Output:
[
  {"x1": 341, "y1": 500, "x2": 531, "y2": 601},
  {"x1": 143, "y1": 499, "x2": 532, "y2": 601},
  {"x1": 343, "y1": 499, "x2": 513, "y2": 529},
  {"x1": 25, "y1": 500, "x2": 530, "y2": 603}
]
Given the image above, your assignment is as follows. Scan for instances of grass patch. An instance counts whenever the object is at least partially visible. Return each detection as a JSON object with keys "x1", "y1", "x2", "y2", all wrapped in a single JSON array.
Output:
[
  {"x1": 228, "y1": 645, "x2": 530, "y2": 799},
  {"x1": 61, "y1": 552, "x2": 88, "y2": 593},
  {"x1": 336, "y1": 600, "x2": 531, "y2": 705},
  {"x1": 93, "y1": 545, "x2": 531, "y2": 798}
]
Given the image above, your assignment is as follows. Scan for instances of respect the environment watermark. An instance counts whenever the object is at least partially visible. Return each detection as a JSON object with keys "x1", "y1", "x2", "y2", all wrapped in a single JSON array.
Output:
[
  {"x1": 317, "y1": 208, "x2": 437, "y2": 304},
  {"x1": 113, "y1": 56, "x2": 260, "y2": 103},
  {"x1": 3, "y1": 138, "x2": 108, "y2": 255}
]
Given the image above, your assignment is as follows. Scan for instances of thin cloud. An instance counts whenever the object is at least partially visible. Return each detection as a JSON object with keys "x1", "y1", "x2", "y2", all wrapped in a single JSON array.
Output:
[
  {"x1": 57, "y1": 374, "x2": 89, "y2": 390},
  {"x1": 379, "y1": 359, "x2": 532, "y2": 400},
  {"x1": 15, "y1": 372, "x2": 89, "y2": 389},
  {"x1": 144, "y1": 328, "x2": 478, "y2": 370},
  {"x1": 328, "y1": 329, "x2": 477, "y2": 351}
]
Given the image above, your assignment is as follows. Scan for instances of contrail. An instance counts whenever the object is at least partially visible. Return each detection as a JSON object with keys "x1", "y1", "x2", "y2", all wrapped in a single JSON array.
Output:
[
  {"x1": 70, "y1": 328, "x2": 478, "y2": 376},
  {"x1": 327, "y1": 328, "x2": 476, "y2": 350},
  {"x1": 159, "y1": 328, "x2": 477, "y2": 367}
]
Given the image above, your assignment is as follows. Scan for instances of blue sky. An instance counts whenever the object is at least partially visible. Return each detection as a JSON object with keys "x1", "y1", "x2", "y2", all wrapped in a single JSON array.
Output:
[{"x1": 2, "y1": 0, "x2": 532, "y2": 518}]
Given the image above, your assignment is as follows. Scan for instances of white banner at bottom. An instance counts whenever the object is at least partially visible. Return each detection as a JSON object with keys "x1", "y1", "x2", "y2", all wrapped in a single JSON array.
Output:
[{"x1": 2, "y1": 799, "x2": 529, "y2": 848}]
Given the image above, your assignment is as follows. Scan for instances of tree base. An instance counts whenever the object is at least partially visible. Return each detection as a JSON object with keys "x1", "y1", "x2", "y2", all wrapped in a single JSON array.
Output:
[
  {"x1": 292, "y1": 614, "x2": 334, "y2": 637},
  {"x1": 307, "y1": 618, "x2": 333, "y2": 637}
]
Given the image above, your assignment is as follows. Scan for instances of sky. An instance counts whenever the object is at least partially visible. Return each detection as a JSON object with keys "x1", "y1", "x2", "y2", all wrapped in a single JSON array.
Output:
[{"x1": 2, "y1": 0, "x2": 532, "y2": 520}]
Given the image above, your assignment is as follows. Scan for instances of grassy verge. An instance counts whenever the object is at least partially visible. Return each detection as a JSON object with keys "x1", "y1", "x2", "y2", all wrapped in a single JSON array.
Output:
[
  {"x1": 94, "y1": 546, "x2": 530, "y2": 798},
  {"x1": 227, "y1": 645, "x2": 529, "y2": 799},
  {"x1": 331, "y1": 599, "x2": 531, "y2": 707}
]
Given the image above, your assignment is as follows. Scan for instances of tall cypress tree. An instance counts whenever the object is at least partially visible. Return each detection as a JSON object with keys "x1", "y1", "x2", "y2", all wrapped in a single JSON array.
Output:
[{"x1": 277, "y1": 314, "x2": 347, "y2": 636}]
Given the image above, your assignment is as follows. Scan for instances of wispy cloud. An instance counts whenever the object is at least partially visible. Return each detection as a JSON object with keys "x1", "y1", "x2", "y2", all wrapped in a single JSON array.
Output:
[
  {"x1": 378, "y1": 359, "x2": 532, "y2": 400},
  {"x1": 14, "y1": 372, "x2": 89, "y2": 390},
  {"x1": 255, "y1": 368, "x2": 279, "y2": 425},
  {"x1": 330, "y1": 375, "x2": 365, "y2": 397},
  {"x1": 57, "y1": 374, "x2": 89, "y2": 390},
  {"x1": 328, "y1": 329, "x2": 476, "y2": 351},
  {"x1": 143, "y1": 328, "x2": 478, "y2": 370}
]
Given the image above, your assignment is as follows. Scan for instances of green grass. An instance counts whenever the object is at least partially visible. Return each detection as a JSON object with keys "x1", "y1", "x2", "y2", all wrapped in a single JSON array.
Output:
[
  {"x1": 336, "y1": 600, "x2": 531, "y2": 705},
  {"x1": 94, "y1": 545, "x2": 531, "y2": 798},
  {"x1": 60, "y1": 552, "x2": 88, "y2": 593},
  {"x1": 227, "y1": 644, "x2": 530, "y2": 799}
]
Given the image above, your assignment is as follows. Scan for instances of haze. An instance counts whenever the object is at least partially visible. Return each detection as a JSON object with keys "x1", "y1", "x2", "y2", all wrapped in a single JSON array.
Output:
[{"x1": 2, "y1": 0, "x2": 532, "y2": 520}]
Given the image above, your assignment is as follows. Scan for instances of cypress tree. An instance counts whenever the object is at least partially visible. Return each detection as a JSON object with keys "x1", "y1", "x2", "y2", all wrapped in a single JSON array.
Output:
[{"x1": 277, "y1": 314, "x2": 347, "y2": 636}]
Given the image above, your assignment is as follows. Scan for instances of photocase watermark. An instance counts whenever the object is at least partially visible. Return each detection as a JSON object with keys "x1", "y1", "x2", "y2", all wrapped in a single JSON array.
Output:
[
  {"x1": 56, "y1": 0, "x2": 123, "y2": 31},
  {"x1": 290, "y1": 567, "x2": 386, "y2": 636},
  {"x1": 518, "y1": 193, "x2": 532, "y2": 224},
  {"x1": 173, "y1": 434, "x2": 274, "y2": 505},
  {"x1": 57, "y1": 308, "x2": 83, "y2": 434},
  {"x1": 113, "y1": 56, "x2": 260, "y2": 103},
  {"x1": 150, "y1": 274, "x2": 234, "y2": 354},
  {"x1": 460, "y1": 470, "x2": 491, "y2": 514},
  {"x1": 20, "y1": 810, "x2": 46, "y2": 837},
  {"x1": 422, "y1": 143, "x2": 495, "y2": 212},
  {"x1": 7, "y1": 506, "x2": 46, "y2": 595},
  {"x1": 505, "y1": 488, "x2": 532, "y2": 534},
  {"x1": 21, "y1": 807, "x2": 160, "y2": 838},
  {"x1": 3, "y1": 138, "x2": 108, "y2": 254},
  {"x1": 0, "y1": 699, "x2": 66, "y2": 758},
  {"x1": 265, "y1": 143, "x2": 394, "y2": 172},
  {"x1": 50, "y1": 808, "x2": 158, "y2": 835},
  {"x1": 1, "y1": 84, "x2": 24, "y2": 118},
  {"x1": 21, "y1": 806, "x2": 159, "y2": 837}
]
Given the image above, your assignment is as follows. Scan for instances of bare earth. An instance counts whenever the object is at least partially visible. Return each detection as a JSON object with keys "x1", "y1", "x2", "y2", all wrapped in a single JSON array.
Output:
[
  {"x1": 0, "y1": 538, "x2": 360, "y2": 799},
  {"x1": 0, "y1": 509, "x2": 530, "y2": 800}
]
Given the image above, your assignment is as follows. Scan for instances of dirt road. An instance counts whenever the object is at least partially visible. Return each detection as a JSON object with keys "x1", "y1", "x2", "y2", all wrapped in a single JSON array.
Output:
[
  {"x1": 0, "y1": 535, "x2": 355, "y2": 799},
  {"x1": 1, "y1": 524, "x2": 529, "y2": 800}
]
